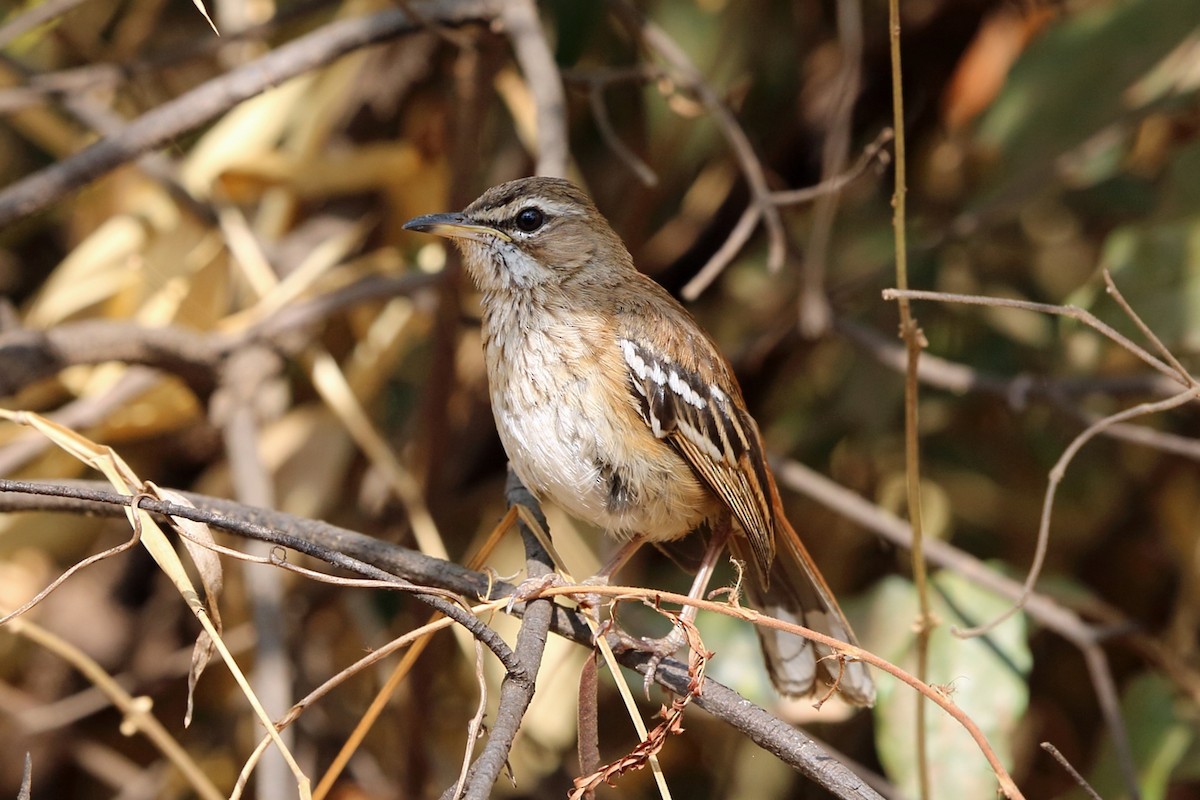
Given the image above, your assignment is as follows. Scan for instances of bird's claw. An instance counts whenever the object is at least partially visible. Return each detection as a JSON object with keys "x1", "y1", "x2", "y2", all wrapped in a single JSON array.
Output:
[
  {"x1": 505, "y1": 573, "x2": 563, "y2": 613},
  {"x1": 607, "y1": 624, "x2": 687, "y2": 698}
]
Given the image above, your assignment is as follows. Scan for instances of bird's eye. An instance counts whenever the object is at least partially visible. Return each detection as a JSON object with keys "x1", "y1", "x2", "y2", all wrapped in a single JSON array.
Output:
[{"x1": 515, "y1": 207, "x2": 545, "y2": 232}]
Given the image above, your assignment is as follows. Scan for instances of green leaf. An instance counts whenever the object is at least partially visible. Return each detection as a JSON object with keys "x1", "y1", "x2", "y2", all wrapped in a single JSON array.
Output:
[{"x1": 859, "y1": 571, "x2": 1031, "y2": 800}]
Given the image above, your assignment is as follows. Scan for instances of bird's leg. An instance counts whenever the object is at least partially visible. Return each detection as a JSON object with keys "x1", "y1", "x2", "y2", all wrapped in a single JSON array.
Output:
[
  {"x1": 574, "y1": 535, "x2": 649, "y2": 631},
  {"x1": 594, "y1": 535, "x2": 649, "y2": 582},
  {"x1": 613, "y1": 518, "x2": 732, "y2": 694}
]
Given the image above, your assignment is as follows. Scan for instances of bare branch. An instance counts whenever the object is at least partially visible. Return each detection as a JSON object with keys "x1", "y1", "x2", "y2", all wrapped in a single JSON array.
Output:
[
  {"x1": 449, "y1": 470, "x2": 556, "y2": 800},
  {"x1": 1040, "y1": 743, "x2": 1103, "y2": 800}
]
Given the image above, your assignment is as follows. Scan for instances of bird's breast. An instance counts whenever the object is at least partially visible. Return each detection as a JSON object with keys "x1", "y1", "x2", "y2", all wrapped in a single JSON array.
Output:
[{"x1": 480, "y1": 301, "x2": 718, "y2": 541}]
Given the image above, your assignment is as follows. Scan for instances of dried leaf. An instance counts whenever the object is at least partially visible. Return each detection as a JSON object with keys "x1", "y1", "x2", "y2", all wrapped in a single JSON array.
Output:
[{"x1": 151, "y1": 484, "x2": 224, "y2": 728}]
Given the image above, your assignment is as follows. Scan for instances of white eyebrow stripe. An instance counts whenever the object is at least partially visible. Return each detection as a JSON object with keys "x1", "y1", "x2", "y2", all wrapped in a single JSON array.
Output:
[
  {"x1": 476, "y1": 197, "x2": 586, "y2": 223},
  {"x1": 531, "y1": 199, "x2": 585, "y2": 216}
]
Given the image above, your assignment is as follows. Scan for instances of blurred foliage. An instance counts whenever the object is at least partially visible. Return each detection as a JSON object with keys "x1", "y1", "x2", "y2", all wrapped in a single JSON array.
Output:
[
  {"x1": 865, "y1": 571, "x2": 1031, "y2": 800},
  {"x1": 2, "y1": 0, "x2": 1200, "y2": 798}
]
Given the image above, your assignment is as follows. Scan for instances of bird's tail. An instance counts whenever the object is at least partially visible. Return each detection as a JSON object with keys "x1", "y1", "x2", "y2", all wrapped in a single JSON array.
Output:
[{"x1": 729, "y1": 515, "x2": 876, "y2": 706}]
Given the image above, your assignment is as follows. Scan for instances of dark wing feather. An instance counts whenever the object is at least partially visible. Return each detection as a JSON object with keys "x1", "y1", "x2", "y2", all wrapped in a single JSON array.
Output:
[{"x1": 619, "y1": 338, "x2": 776, "y2": 579}]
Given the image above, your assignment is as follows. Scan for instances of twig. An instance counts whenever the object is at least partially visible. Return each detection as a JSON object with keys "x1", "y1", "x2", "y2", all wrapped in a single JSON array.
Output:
[
  {"x1": 4, "y1": 480, "x2": 526, "y2": 674},
  {"x1": 681, "y1": 132, "x2": 891, "y2": 300},
  {"x1": 312, "y1": 509, "x2": 521, "y2": 800},
  {"x1": 883, "y1": 1, "x2": 933, "y2": 796},
  {"x1": 230, "y1": 597, "x2": 512, "y2": 800},
  {"x1": 621, "y1": 1, "x2": 787, "y2": 278},
  {"x1": 954, "y1": 388, "x2": 1198, "y2": 639},
  {"x1": 769, "y1": 128, "x2": 893, "y2": 205},
  {"x1": 884, "y1": 278, "x2": 1195, "y2": 800},
  {"x1": 0, "y1": 501, "x2": 141, "y2": 626},
  {"x1": 0, "y1": 272, "x2": 440, "y2": 401},
  {"x1": 586, "y1": 79, "x2": 658, "y2": 186},
  {"x1": 562, "y1": 64, "x2": 665, "y2": 186},
  {"x1": 452, "y1": 640, "x2": 489, "y2": 800},
  {"x1": 214, "y1": 345, "x2": 294, "y2": 800},
  {"x1": 681, "y1": 204, "x2": 763, "y2": 300},
  {"x1": 773, "y1": 460, "x2": 1141, "y2": 800},
  {"x1": 1104, "y1": 271, "x2": 1194, "y2": 385},
  {"x1": 836, "y1": 317, "x2": 1200, "y2": 460},
  {"x1": 881, "y1": 288, "x2": 1184, "y2": 387},
  {"x1": 0, "y1": 368, "x2": 162, "y2": 476},
  {"x1": 1040, "y1": 743, "x2": 1103, "y2": 800},
  {"x1": 525, "y1": 583, "x2": 1025, "y2": 800}
]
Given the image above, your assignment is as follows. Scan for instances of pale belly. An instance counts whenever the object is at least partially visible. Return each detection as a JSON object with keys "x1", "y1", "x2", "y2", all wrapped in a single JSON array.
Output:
[{"x1": 487, "y1": 353, "x2": 717, "y2": 543}]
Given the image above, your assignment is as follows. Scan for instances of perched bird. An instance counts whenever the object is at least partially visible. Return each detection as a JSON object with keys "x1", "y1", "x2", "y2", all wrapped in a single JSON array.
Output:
[{"x1": 404, "y1": 177, "x2": 874, "y2": 705}]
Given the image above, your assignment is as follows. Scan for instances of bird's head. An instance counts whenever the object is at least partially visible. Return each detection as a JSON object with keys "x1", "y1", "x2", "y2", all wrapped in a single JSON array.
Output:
[{"x1": 403, "y1": 177, "x2": 633, "y2": 294}]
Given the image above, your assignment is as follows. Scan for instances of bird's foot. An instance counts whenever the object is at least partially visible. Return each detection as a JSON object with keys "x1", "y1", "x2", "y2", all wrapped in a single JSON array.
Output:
[
  {"x1": 609, "y1": 624, "x2": 688, "y2": 698},
  {"x1": 505, "y1": 572, "x2": 564, "y2": 613}
]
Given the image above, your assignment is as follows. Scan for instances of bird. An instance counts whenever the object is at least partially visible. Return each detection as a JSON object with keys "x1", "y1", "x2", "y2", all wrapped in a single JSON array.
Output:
[{"x1": 403, "y1": 177, "x2": 874, "y2": 706}]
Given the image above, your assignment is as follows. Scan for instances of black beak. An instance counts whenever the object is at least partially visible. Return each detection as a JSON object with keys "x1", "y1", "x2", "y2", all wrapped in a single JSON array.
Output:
[{"x1": 402, "y1": 212, "x2": 511, "y2": 242}]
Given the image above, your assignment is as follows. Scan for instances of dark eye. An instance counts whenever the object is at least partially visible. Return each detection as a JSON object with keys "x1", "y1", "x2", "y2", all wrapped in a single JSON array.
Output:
[{"x1": 515, "y1": 207, "x2": 545, "y2": 232}]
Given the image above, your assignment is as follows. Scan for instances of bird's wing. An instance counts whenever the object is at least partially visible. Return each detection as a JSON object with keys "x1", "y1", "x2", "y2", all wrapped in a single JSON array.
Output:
[{"x1": 618, "y1": 337, "x2": 776, "y2": 579}]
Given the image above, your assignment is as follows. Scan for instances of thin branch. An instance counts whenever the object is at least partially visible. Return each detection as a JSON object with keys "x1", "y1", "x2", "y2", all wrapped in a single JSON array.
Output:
[
  {"x1": 0, "y1": 516, "x2": 140, "y2": 626},
  {"x1": 2, "y1": 614, "x2": 225, "y2": 800},
  {"x1": 0, "y1": 479, "x2": 523, "y2": 675},
  {"x1": 230, "y1": 598, "x2": 511, "y2": 800},
  {"x1": 883, "y1": 2, "x2": 932, "y2": 796},
  {"x1": 769, "y1": 128, "x2": 892, "y2": 206},
  {"x1": 1040, "y1": 743, "x2": 1103, "y2": 800},
  {"x1": 882, "y1": 288, "x2": 1184, "y2": 388},
  {"x1": 1080, "y1": 643, "x2": 1141, "y2": 800},
  {"x1": 585, "y1": 79, "x2": 658, "y2": 186},
  {"x1": 773, "y1": 459, "x2": 1140, "y2": 800},
  {"x1": 452, "y1": 639, "x2": 489, "y2": 800},
  {"x1": 520, "y1": 583, "x2": 1024, "y2": 800},
  {"x1": 214, "y1": 345, "x2": 294, "y2": 800},
  {"x1": 0, "y1": 272, "x2": 439, "y2": 401},
  {"x1": 681, "y1": 130, "x2": 891, "y2": 300},
  {"x1": 622, "y1": 1, "x2": 787, "y2": 276},
  {"x1": 954, "y1": 389, "x2": 1198, "y2": 638}
]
